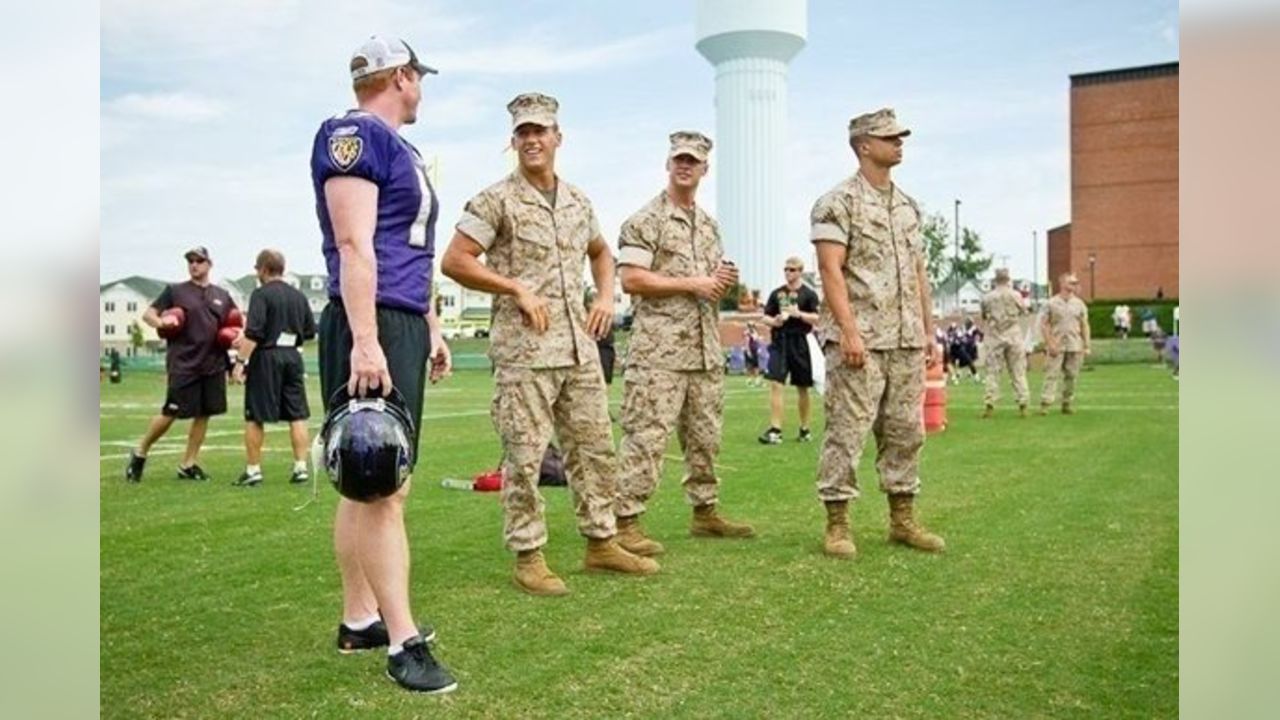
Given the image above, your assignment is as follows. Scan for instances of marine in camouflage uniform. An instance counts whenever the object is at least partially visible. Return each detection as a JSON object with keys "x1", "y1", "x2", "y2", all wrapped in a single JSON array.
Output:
[
  {"x1": 980, "y1": 268, "x2": 1030, "y2": 416},
  {"x1": 612, "y1": 132, "x2": 755, "y2": 557},
  {"x1": 810, "y1": 108, "x2": 945, "y2": 559},
  {"x1": 442, "y1": 92, "x2": 657, "y2": 595},
  {"x1": 1039, "y1": 272, "x2": 1091, "y2": 414}
]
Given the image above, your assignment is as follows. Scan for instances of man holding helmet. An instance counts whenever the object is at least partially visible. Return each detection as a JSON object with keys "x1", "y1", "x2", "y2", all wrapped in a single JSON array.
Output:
[{"x1": 310, "y1": 34, "x2": 454, "y2": 694}]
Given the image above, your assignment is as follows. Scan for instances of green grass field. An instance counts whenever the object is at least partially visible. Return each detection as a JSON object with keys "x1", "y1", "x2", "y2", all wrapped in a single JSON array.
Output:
[{"x1": 100, "y1": 361, "x2": 1178, "y2": 719}]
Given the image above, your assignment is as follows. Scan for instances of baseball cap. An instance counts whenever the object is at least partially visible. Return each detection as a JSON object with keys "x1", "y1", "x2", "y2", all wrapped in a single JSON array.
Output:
[
  {"x1": 184, "y1": 246, "x2": 211, "y2": 262},
  {"x1": 350, "y1": 36, "x2": 438, "y2": 80}
]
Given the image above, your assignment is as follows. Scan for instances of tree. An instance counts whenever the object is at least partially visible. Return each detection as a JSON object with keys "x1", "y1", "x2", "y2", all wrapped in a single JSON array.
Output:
[
  {"x1": 919, "y1": 212, "x2": 952, "y2": 287},
  {"x1": 129, "y1": 321, "x2": 145, "y2": 354},
  {"x1": 952, "y1": 227, "x2": 993, "y2": 284}
]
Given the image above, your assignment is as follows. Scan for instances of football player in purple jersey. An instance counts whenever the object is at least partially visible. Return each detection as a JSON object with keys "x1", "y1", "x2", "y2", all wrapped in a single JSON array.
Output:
[{"x1": 309, "y1": 35, "x2": 455, "y2": 694}]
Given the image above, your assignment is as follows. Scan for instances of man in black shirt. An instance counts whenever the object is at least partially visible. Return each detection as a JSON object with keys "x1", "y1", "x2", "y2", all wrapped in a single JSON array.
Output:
[
  {"x1": 759, "y1": 256, "x2": 821, "y2": 444},
  {"x1": 230, "y1": 250, "x2": 317, "y2": 486},
  {"x1": 124, "y1": 246, "x2": 237, "y2": 482}
]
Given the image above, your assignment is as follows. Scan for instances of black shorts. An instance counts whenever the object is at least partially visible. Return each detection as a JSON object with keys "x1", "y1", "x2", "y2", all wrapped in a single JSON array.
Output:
[
  {"x1": 244, "y1": 348, "x2": 310, "y2": 424},
  {"x1": 162, "y1": 373, "x2": 227, "y2": 419},
  {"x1": 765, "y1": 333, "x2": 814, "y2": 388},
  {"x1": 318, "y1": 302, "x2": 429, "y2": 464}
]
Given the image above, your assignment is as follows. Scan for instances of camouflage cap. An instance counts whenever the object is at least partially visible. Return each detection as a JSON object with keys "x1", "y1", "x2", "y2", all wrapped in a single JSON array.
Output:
[
  {"x1": 507, "y1": 92, "x2": 559, "y2": 129},
  {"x1": 994, "y1": 267, "x2": 1011, "y2": 282},
  {"x1": 668, "y1": 130, "x2": 713, "y2": 162},
  {"x1": 848, "y1": 107, "x2": 911, "y2": 139}
]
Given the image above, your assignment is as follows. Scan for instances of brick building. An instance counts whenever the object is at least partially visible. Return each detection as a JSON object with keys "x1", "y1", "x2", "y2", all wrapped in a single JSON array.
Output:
[{"x1": 1048, "y1": 62, "x2": 1178, "y2": 300}]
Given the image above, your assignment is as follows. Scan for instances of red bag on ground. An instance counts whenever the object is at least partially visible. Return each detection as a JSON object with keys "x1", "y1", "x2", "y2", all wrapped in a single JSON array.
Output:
[{"x1": 472, "y1": 469, "x2": 503, "y2": 492}]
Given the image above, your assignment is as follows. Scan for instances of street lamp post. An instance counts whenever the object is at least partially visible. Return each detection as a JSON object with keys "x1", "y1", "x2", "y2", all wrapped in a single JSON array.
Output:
[
  {"x1": 1088, "y1": 251, "x2": 1097, "y2": 300},
  {"x1": 1031, "y1": 230, "x2": 1038, "y2": 302},
  {"x1": 953, "y1": 199, "x2": 961, "y2": 311}
]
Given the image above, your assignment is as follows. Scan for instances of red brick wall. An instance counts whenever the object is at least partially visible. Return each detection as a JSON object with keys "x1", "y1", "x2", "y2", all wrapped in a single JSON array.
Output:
[
  {"x1": 1047, "y1": 224, "x2": 1072, "y2": 289},
  {"x1": 1070, "y1": 70, "x2": 1178, "y2": 299}
]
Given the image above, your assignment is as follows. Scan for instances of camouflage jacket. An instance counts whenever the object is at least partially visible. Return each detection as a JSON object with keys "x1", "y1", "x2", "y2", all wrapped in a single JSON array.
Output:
[
  {"x1": 617, "y1": 191, "x2": 723, "y2": 371},
  {"x1": 1044, "y1": 294, "x2": 1089, "y2": 352},
  {"x1": 980, "y1": 285, "x2": 1029, "y2": 344},
  {"x1": 456, "y1": 171, "x2": 603, "y2": 368},
  {"x1": 810, "y1": 172, "x2": 926, "y2": 350}
]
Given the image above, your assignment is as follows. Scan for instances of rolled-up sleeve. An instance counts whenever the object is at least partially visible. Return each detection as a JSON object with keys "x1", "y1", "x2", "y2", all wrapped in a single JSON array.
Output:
[
  {"x1": 456, "y1": 192, "x2": 499, "y2": 250},
  {"x1": 810, "y1": 193, "x2": 850, "y2": 245},
  {"x1": 617, "y1": 217, "x2": 657, "y2": 269}
]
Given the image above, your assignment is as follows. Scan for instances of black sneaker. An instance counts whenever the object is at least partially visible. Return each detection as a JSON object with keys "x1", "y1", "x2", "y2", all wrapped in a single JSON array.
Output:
[
  {"x1": 124, "y1": 450, "x2": 146, "y2": 483},
  {"x1": 338, "y1": 619, "x2": 437, "y2": 654},
  {"x1": 797, "y1": 428, "x2": 813, "y2": 442},
  {"x1": 757, "y1": 427, "x2": 782, "y2": 445},
  {"x1": 386, "y1": 636, "x2": 457, "y2": 694},
  {"x1": 176, "y1": 464, "x2": 211, "y2": 481},
  {"x1": 233, "y1": 470, "x2": 263, "y2": 487},
  {"x1": 289, "y1": 467, "x2": 310, "y2": 485}
]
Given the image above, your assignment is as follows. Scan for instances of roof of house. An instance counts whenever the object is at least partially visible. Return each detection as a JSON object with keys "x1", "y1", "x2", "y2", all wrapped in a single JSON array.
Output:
[{"x1": 100, "y1": 275, "x2": 168, "y2": 301}]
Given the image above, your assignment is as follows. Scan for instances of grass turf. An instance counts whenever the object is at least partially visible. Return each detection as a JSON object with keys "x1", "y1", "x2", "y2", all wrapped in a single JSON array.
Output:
[{"x1": 100, "y1": 362, "x2": 1177, "y2": 718}]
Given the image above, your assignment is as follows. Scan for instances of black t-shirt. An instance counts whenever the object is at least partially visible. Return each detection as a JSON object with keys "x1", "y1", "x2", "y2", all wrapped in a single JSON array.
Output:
[
  {"x1": 245, "y1": 280, "x2": 317, "y2": 349},
  {"x1": 152, "y1": 281, "x2": 237, "y2": 381},
  {"x1": 764, "y1": 284, "x2": 819, "y2": 337}
]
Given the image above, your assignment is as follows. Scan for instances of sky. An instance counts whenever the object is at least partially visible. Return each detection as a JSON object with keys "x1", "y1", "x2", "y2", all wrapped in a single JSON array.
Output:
[{"x1": 101, "y1": 0, "x2": 1179, "y2": 288}]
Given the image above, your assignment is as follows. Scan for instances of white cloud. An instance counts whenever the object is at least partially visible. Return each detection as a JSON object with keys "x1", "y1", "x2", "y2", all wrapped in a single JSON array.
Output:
[
  {"x1": 103, "y1": 92, "x2": 228, "y2": 122},
  {"x1": 432, "y1": 25, "x2": 689, "y2": 75}
]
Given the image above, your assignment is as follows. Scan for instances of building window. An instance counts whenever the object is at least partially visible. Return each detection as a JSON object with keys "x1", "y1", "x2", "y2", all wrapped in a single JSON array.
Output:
[
  {"x1": 127, "y1": 301, "x2": 138, "y2": 312},
  {"x1": 442, "y1": 296, "x2": 456, "y2": 308},
  {"x1": 105, "y1": 324, "x2": 116, "y2": 336},
  {"x1": 311, "y1": 277, "x2": 324, "y2": 291},
  {"x1": 104, "y1": 301, "x2": 115, "y2": 312}
]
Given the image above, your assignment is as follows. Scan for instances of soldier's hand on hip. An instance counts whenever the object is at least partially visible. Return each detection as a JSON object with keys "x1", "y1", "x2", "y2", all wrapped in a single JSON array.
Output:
[
  {"x1": 841, "y1": 332, "x2": 866, "y2": 369},
  {"x1": 514, "y1": 287, "x2": 550, "y2": 333},
  {"x1": 586, "y1": 297, "x2": 614, "y2": 340},
  {"x1": 348, "y1": 339, "x2": 392, "y2": 397}
]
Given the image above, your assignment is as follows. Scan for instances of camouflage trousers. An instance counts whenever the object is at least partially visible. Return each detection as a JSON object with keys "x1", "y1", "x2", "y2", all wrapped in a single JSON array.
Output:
[
  {"x1": 491, "y1": 362, "x2": 617, "y2": 552},
  {"x1": 982, "y1": 338, "x2": 1029, "y2": 407},
  {"x1": 1040, "y1": 351, "x2": 1084, "y2": 407},
  {"x1": 817, "y1": 346, "x2": 925, "y2": 502},
  {"x1": 615, "y1": 367, "x2": 724, "y2": 518}
]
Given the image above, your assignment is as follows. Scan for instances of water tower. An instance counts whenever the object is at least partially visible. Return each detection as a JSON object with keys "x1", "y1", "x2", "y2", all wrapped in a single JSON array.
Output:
[{"x1": 696, "y1": 0, "x2": 807, "y2": 294}]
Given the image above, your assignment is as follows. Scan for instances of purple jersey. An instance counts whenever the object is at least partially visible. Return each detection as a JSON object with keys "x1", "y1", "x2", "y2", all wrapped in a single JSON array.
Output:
[{"x1": 311, "y1": 111, "x2": 438, "y2": 314}]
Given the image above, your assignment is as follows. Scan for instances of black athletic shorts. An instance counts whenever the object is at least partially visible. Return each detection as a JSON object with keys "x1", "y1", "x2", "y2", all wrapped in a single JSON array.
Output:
[
  {"x1": 318, "y1": 302, "x2": 429, "y2": 464},
  {"x1": 162, "y1": 373, "x2": 227, "y2": 419},
  {"x1": 765, "y1": 333, "x2": 814, "y2": 388},
  {"x1": 244, "y1": 347, "x2": 310, "y2": 424}
]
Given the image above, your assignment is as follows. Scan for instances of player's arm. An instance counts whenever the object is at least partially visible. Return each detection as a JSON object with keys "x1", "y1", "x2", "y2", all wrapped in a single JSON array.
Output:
[
  {"x1": 584, "y1": 236, "x2": 616, "y2": 339},
  {"x1": 915, "y1": 254, "x2": 939, "y2": 366},
  {"x1": 143, "y1": 286, "x2": 173, "y2": 329},
  {"x1": 326, "y1": 175, "x2": 392, "y2": 396},
  {"x1": 761, "y1": 290, "x2": 785, "y2": 329},
  {"x1": 424, "y1": 306, "x2": 451, "y2": 383},
  {"x1": 441, "y1": 231, "x2": 550, "y2": 333},
  {"x1": 1081, "y1": 305, "x2": 1092, "y2": 354}
]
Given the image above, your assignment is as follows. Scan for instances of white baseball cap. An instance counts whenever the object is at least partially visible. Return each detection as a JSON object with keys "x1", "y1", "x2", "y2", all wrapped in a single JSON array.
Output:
[{"x1": 350, "y1": 36, "x2": 438, "y2": 80}]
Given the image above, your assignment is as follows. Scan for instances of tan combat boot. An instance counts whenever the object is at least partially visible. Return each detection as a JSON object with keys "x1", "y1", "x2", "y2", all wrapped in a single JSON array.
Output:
[
  {"x1": 1018, "y1": 404, "x2": 1028, "y2": 418},
  {"x1": 615, "y1": 515, "x2": 665, "y2": 557},
  {"x1": 981, "y1": 404, "x2": 995, "y2": 419},
  {"x1": 822, "y1": 500, "x2": 856, "y2": 558},
  {"x1": 583, "y1": 537, "x2": 660, "y2": 575},
  {"x1": 1038, "y1": 402, "x2": 1051, "y2": 416},
  {"x1": 690, "y1": 504, "x2": 756, "y2": 538},
  {"x1": 514, "y1": 548, "x2": 569, "y2": 596},
  {"x1": 887, "y1": 494, "x2": 946, "y2": 552},
  {"x1": 1062, "y1": 403, "x2": 1075, "y2": 415}
]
